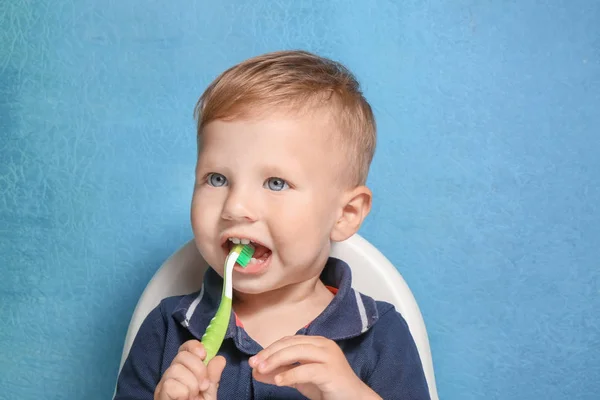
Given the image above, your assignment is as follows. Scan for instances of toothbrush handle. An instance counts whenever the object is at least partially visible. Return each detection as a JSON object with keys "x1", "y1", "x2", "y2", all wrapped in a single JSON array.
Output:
[{"x1": 201, "y1": 296, "x2": 232, "y2": 364}]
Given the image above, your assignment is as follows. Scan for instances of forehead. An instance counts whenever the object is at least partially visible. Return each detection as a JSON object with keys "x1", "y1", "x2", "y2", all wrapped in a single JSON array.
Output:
[{"x1": 198, "y1": 112, "x2": 344, "y2": 174}]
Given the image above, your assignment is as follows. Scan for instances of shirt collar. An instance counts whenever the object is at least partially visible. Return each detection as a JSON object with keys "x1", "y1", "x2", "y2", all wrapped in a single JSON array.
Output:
[{"x1": 171, "y1": 257, "x2": 380, "y2": 347}]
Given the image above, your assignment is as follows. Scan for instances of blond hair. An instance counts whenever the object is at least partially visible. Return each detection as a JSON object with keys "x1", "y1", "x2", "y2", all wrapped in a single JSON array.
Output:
[{"x1": 194, "y1": 50, "x2": 376, "y2": 186}]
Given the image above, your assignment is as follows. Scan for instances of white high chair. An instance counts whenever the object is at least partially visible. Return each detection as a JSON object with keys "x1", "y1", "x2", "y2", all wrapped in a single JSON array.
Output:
[{"x1": 116, "y1": 234, "x2": 439, "y2": 399}]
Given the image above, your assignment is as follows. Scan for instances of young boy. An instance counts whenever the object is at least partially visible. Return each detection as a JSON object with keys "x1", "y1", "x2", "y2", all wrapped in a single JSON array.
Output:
[{"x1": 115, "y1": 50, "x2": 430, "y2": 400}]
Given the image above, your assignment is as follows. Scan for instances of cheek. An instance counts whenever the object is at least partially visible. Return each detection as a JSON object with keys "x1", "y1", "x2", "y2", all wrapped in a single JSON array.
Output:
[
  {"x1": 191, "y1": 191, "x2": 221, "y2": 239},
  {"x1": 272, "y1": 198, "x2": 336, "y2": 253},
  {"x1": 191, "y1": 193, "x2": 224, "y2": 269}
]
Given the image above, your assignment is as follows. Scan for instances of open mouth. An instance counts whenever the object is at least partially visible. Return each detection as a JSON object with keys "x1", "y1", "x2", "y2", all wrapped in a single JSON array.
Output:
[{"x1": 224, "y1": 237, "x2": 272, "y2": 266}]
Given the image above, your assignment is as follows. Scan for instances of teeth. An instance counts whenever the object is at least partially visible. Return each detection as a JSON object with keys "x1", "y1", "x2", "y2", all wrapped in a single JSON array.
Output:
[
  {"x1": 249, "y1": 257, "x2": 258, "y2": 264},
  {"x1": 228, "y1": 237, "x2": 253, "y2": 245}
]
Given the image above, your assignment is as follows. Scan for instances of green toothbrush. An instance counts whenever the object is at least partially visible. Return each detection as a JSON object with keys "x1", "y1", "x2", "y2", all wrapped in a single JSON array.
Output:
[{"x1": 201, "y1": 243, "x2": 254, "y2": 364}]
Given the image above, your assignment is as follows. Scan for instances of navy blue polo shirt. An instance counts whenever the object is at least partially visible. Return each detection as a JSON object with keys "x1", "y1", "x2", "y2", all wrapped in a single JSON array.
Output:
[{"x1": 114, "y1": 258, "x2": 430, "y2": 399}]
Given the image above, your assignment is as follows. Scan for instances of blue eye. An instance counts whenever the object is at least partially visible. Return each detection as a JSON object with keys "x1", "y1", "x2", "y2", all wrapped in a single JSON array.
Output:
[
  {"x1": 207, "y1": 173, "x2": 228, "y2": 187},
  {"x1": 264, "y1": 177, "x2": 289, "y2": 191}
]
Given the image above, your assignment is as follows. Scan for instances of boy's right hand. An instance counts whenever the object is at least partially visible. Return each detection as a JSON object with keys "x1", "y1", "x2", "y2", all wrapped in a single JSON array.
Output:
[{"x1": 154, "y1": 340, "x2": 226, "y2": 400}]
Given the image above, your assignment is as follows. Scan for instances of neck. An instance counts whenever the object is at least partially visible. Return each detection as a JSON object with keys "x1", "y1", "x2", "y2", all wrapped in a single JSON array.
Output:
[
  {"x1": 230, "y1": 263, "x2": 335, "y2": 347},
  {"x1": 234, "y1": 275, "x2": 331, "y2": 314}
]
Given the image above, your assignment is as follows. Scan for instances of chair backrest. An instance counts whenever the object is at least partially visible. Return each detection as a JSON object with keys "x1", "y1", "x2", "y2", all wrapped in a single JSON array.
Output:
[{"x1": 117, "y1": 234, "x2": 438, "y2": 399}]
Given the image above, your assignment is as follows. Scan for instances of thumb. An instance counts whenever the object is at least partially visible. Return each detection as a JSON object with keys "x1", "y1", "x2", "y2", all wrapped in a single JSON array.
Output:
[
  {"x1": 202, "y1": 355, "x2": 226, "y2": 399},
  {"x1": 208, "y1": 355, "x2": 226, "y2": 383}
]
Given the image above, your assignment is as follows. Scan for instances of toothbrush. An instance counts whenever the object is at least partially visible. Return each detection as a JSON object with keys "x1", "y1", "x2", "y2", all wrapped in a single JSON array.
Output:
[{"x1": 201, "y1": 243, "x2": 254, "y2": 364}]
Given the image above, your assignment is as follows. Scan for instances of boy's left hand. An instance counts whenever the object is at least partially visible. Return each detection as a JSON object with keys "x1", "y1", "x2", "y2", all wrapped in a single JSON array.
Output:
[{"x1": 249, "y1": 335, "x2": 381, "y2": 400}]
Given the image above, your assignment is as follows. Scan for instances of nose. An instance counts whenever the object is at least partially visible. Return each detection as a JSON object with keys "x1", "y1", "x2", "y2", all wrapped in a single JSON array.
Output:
[{"x1": 220, "y1": 185, "x2": 258, "y2": 222}]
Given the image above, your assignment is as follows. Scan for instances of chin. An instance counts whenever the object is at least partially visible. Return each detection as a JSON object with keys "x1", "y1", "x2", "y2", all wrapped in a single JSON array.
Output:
[
  {"x1": 232, "y1": 279, "x2": 285, "y2": 296},
  {"x1": 232, "y1": 284, "x2": 268, "y2": 296}
]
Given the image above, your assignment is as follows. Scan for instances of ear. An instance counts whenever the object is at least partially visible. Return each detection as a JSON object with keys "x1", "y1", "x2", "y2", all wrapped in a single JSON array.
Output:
[{"x1": 330, "y1": 186, "x2": 372, "y2": 242}]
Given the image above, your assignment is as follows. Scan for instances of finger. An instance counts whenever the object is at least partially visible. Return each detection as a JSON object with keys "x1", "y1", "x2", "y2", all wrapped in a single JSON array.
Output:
[
  {"x1": 252, "y1": 364, "x2": 293, "y2": 386},
  {"x1": 171, "y1": 350, "x2": 210, "y2": 389},
  {"x1": 249, "y1": 336, "x2": 327, "y2": 367},
  {"x1": 274, "y1": 363, "x2": 328, "y2": 388},
  {"x1": 159, "y1": 377, "x2": 190, "y2": 400},
  {"x1": 162, "y1": 363, "x2": 201, "y2": 395},
  {"x1": 255, "y1": 343, "x2": 329, "y2": 374},
  {"x1": 178, "y1": 340, "x2": 206, "y2": 360}
]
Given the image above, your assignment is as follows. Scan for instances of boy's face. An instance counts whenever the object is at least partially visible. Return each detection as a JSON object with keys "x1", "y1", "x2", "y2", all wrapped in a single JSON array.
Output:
[{"x1": 191, "y1": 111, "x2": 348, "y2": 294}]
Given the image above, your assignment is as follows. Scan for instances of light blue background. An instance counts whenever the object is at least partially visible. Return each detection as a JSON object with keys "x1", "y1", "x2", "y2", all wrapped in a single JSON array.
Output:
[{"x1": 1, "y1": 1, "x2": 599, "y2": 399}]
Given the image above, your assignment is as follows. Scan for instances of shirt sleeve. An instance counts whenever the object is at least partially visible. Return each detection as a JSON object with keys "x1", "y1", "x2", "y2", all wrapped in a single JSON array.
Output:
[
  {"x1": 365, "y1": 308, "x2": 431, "y2": 400},
  {"x1": 114, "y1": 303, "x2": 167, "y2": 400}
]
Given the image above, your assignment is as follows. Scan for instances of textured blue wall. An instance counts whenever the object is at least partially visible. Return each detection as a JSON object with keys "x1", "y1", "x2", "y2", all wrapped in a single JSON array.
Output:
[{"x1": 1, "y1": 1, "x2": 599, "y2": 399}]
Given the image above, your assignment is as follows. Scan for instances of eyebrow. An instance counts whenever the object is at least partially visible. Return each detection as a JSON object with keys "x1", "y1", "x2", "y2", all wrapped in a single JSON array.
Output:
[
  {"x1": 196, "y1": 154, "x2": 226, "y2": 170},
  {"x1": 259, "y1": 164, "x2": 295, "y2": 178}
]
